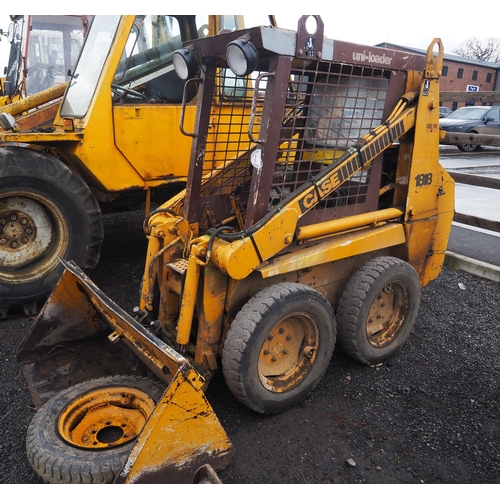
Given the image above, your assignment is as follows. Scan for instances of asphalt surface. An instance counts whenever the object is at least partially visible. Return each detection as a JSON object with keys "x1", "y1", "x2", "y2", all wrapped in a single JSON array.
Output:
[
  {"x1": 0, "y1": 208, "x2": 499, "y2": 485},
  {"x1": 448, "y1": 224, "x2": 500, "y2": 268}
]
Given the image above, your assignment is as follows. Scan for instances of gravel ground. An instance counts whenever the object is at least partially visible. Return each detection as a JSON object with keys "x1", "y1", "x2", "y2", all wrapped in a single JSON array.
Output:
[{"x1": 0, "y1": 209, "x2": 499, "y2": 484}]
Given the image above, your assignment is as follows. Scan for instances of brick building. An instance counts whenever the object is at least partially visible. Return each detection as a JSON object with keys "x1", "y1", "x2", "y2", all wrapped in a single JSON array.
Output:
[{"x1": 377, "y1": 42, "x2": 500, "y2": 110}]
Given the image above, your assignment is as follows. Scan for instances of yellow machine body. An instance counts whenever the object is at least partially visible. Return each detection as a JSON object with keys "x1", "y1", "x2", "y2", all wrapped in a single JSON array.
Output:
[{"x1": 17, "y1": 18, "x2": 454, "y2": 483}]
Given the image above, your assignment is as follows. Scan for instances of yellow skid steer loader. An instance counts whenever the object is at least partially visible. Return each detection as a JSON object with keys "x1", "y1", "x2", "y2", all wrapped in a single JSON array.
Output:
[{"x1": 16, "y1": 16, "x2": 454, "y2": 483}]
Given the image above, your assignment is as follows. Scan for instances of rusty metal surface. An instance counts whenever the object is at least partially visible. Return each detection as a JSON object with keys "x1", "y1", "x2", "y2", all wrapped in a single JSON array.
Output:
[
  {"x1": 183, "y1": 28, "x2": 415, "y2": 235},
  {"x1": 20, "y1": 339, "x2": 141, "y2": 409},
  {"x1": 117, "y1": 365, "x2": 234, "y2": 484}
]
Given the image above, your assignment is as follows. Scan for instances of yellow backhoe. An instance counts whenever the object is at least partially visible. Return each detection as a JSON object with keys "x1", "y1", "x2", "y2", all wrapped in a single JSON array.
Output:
[{"x1": 0, "y1": 15, "x2": 270, "y2": 317}]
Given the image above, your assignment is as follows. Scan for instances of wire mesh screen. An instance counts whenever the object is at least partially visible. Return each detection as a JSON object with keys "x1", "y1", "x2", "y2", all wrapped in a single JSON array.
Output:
[
  {"x1": 199, "y1": 69, "x2": 257, "y2": 195},
  {"x1": 270, "y1": 62, "x2": 390, "y2": 211},
  {"x1": 196, "y1": 60, "x2": 391, "y2": 230}
]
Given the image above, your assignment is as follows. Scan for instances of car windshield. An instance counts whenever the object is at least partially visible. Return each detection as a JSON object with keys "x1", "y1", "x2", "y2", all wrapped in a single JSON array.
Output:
[{"x1": 446, "y1": 107, "x2": 488, "y2": 120}]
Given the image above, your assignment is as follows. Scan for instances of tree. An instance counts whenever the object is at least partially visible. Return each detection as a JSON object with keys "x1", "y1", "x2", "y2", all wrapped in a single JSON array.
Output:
[{"x1": 453, "y1": 37, "x2": 500, "y2": 63}]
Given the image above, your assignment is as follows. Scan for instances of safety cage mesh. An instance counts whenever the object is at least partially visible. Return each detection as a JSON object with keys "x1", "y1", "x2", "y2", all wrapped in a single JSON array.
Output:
[{"x1": 195, "y1": 60, "x2": 392, "y2": 230}]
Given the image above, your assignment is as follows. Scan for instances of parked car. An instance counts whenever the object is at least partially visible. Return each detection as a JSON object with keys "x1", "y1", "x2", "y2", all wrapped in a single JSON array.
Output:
[
  {"x1": 439, "y1": 105, "x2": 500, "y2": 152},
  {"x1": 439, "y1": 106, "x2": 453, "y2": 118}
]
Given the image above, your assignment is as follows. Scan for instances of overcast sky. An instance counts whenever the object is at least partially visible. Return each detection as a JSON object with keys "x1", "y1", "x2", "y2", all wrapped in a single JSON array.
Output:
[{"x1": 1, "y1": 1, "x2": 499, "y2": 68}]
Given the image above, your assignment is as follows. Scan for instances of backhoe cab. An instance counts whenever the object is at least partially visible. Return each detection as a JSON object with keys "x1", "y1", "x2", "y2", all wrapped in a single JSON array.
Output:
[
  {"x1": 0, "y1": 14, "x2": 259, "y2": 318},
  {"x1": 17, "y1": 17, "x2": 454, "y2": 483},
  {"x1": 1, "y1": 15, "x2": 89, "y2": 105}
]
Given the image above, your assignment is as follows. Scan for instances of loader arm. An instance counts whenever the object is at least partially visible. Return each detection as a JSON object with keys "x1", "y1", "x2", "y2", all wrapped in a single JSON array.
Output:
[{"x1": 211, "y1": 91, "x2": 420, "y2": 280}]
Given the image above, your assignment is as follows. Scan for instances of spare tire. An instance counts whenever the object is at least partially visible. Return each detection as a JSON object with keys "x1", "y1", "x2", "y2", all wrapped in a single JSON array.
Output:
[{"x1": 26, "y1": 375, "x2": 165, "y2": 484}]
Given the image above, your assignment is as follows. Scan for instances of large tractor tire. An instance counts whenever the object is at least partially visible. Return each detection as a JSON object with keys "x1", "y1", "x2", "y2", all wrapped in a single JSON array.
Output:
[
  {"x1": 26, "y1": 375, "x2": 165, "y2": 484},
  {"x1": 336, "y1": 256, "x2": 421, "y2": 366},
  {"x1": 222, "y1": 283, "x2": 336, "y2": 414},
  {"x1": 0, "y1": 146, "x2": 103, "y2": 317}
]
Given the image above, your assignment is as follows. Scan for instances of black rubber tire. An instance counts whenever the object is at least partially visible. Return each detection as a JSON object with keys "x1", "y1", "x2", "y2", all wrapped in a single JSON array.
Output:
[
  {"x1": 0, "y1": 146, "x2": 103, "y2": 317},
  {"x1": 26, "y1": 375, "x2": 165, "y2": 484},
  {"x1": 222, "y1": 283, "x2": 336, "y2": 414},
  {"x1": 336, "y1": 256, "x2": 421, "y2": 366},
  {"x1": 457, "y1": 131, "x2": 479, "y2": 152}
]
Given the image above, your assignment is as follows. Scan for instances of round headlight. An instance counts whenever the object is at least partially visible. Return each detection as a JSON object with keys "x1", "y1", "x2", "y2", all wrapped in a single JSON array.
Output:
[
  {"x1": 173, "y1": 49, "x2": 199, "y2": 80},
  {"x1": 226, "y1": 39, "x2": 259, "y2": 77}
]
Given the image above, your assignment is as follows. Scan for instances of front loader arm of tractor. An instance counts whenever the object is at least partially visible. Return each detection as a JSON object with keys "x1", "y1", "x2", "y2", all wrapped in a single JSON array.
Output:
[{"x1": 210, "y1": 90, "x2": 421, "y2": 280}]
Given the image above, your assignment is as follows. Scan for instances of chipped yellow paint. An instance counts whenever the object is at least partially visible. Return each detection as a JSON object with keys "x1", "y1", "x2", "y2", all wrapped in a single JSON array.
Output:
[
  {"x1": 258, "y1": 224, "x2": 406, "y2": 278},
  {"x1": 121, "y1": 367, "x2": 234, "y2": 483}
]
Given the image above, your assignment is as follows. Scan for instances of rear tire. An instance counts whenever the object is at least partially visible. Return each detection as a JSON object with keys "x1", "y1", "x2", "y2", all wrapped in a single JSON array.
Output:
[
  {"x1": 222, "y1": 283, "x2": 336, "y2": 414},
  {"x1": 336, "y1": 256, "x2": 421, "y2": 365},
  {"x1": 0, "y1": 147, "x2": 103, "y2": 317},
  {"x1": 26, "y1": 375, "x2": 165, "y2": 484}
]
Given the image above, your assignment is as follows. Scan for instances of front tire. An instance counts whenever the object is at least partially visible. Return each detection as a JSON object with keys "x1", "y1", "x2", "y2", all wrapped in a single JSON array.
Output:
[
  {"x1": 336, "y1": 256, "x2": 421, "y2": 365},
  {"x1": 0, "y1": 147, "x2": 103, "y2": 317},
  {"x1": 26, "y1": 375, "x2": 165, "y2": 484},
  {"x1": 457, "y1": 131, "x2": 479, "y2": 152},
  {"x1": 222, "y1": 283, "x2": 336, "y2": 414}
]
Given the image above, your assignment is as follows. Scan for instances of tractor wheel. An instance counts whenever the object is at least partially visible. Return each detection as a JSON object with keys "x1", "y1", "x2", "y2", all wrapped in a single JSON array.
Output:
[
  {"x1": 0, "y1": 146, "x2": 103, "y2": 317},
  {"x1": 336, "y1": 256, "x2": 421, "y2": 366},
  {"x1": 222, "y1": 283, "x2": 336, "y2": 414},
  {"x1": 26, "y1": 375, "x2": 165, "y2": 484}
]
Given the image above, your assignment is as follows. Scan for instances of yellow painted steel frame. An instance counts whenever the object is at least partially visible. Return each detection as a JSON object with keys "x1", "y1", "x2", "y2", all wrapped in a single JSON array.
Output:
[
  {"x1": 399, "y1": 40, "x2": 455, "y2": 285},
  {"x1": 140, "y1": 39, "x2": 454, "y2": 378},
  {"x1": 210, "y1": 94, "x2": 421, "y2": 281}
]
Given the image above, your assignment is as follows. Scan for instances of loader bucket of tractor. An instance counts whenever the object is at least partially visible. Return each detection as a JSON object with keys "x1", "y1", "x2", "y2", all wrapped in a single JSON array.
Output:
[{"x1": 16, "y1": 260, "x2": 233, "y2": 484}]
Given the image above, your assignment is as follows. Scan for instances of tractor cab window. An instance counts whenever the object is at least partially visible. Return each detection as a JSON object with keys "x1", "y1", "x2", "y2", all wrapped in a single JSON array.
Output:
[
  {"x1": 60, "y1": 15, "x2": 121, "y2": 118},
  {"x1": 113, "y1": 16, "x2": 188, "y2": 103},
  {"x1": 26, "y1": 16, "x2": 87, "y2": 95}
]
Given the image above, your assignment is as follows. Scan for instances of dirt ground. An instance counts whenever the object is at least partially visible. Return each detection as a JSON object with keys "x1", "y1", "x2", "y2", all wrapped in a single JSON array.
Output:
[{"x1": 0, "y1": 209, "x2": 499, "y2": 484}]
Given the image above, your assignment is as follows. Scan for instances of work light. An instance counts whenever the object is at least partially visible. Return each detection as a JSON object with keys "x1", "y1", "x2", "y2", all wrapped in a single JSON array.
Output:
[
  {"x1": 226, "y1": 39, "x2": 259, "y2": 77},
  {"x1": 173, "y1": 49, "x2": 199, "y2": 80}
]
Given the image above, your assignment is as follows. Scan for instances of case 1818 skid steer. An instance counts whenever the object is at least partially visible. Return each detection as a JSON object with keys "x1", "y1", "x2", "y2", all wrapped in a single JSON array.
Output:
[{"x1": 15, "y1": 16, "x2": 454, "y2": 483}]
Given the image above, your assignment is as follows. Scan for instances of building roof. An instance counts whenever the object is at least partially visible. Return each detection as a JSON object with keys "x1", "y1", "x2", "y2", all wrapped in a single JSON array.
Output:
[{"x1": 376, "y1": 42, "x2": 500, "y2": 69}]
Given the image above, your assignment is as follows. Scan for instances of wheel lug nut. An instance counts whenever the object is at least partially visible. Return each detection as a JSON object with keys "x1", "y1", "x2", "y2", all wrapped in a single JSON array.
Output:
[
  {"x1": 279, "y1": 328, "x2": 284, "y2": 334},
  {"x1": 0, "y1": 239, "x2": 6, "y2": 245},
  {"x1": 20, "y1": 218, "x2": 28, "y2": 225},
  {"x1": 283, "y1": 349, "x2": 288, "y2": 355},
  {"x1": 25, "y1": 227, "x2": 33, "y2": 234},
  {"x1": 271, "y1": 356, "x2": 277, "y2": 362},
  {"x1": 267, "y1": 334, "x2": 273, "y2": 341},
  {"x1": 0, "y1": 219, "x2": 5, "y2": 225},
  {"x1": 11, "y1": 242, "x2": 18, "y2": 248},
  {"x1": 264, "y1": 349, "x2": 270, "y2": 355},
  {"x1": 10, "y1": 214, "x2": 17, "y2": 221},
  {"x1": 286, "y1": 335, "x2": 292, "y2": 341},
  {"x1": 21, "y1": 237, "x2": 29, "y2": 244}
]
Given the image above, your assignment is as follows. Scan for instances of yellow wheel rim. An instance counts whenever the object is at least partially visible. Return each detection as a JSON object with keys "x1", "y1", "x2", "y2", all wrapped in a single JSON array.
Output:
[
  {"x1": 366, "y1": 282, "x2": 408, "y2": 348},
  {"x1": 58, "y1": 386, "x2": 156, "y2": 449},
  {"x1": 258, "y1": 313, "x2": 320, "y2": 393}
]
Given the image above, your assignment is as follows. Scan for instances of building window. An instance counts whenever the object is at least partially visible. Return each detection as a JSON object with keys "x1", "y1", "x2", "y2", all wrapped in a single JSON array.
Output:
[
  {"x1": 442, "y1": 65, "x2": 448, "y2": 76},
  {"x1": 486, "y1": 73, "x2": 492, "y2": 83},
  {"x1": 472, "y1": 70, "x2": 478, "y2": 81},
  {"x1": 457, "y1": 68, "x2": 464, "y2": 79}
]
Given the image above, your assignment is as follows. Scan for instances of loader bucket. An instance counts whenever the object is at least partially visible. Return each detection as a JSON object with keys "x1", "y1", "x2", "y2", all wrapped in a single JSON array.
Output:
[{"x1": 16, "y1": 260, "x2": 234, "y2": 483}]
